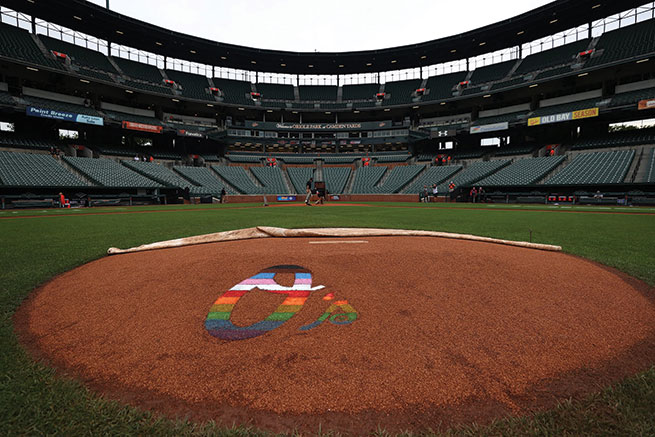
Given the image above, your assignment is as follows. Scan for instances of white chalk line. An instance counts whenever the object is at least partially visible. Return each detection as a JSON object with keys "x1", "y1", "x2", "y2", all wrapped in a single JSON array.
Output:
[{"x1": 309, "y1": 240, "x2": 369, "y2": 245}]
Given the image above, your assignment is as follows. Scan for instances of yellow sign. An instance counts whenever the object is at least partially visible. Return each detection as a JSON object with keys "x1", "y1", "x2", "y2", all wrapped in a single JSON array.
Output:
[
  {"x1": 528, "y1": 117, "x2": 541, "y2": 126},
  {"x1": 572, "y1": 107, "x2": 599, "y2": 120}
]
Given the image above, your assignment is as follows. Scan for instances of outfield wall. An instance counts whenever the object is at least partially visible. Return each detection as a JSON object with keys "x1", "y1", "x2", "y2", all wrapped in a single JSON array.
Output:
[{"x1": 223, "y1": 194, "x2": 443, "y2": 203}]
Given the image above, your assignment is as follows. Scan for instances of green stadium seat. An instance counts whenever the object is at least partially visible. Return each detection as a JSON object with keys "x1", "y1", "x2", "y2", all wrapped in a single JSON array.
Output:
[
  {"x1": 322, "y1": 167, "x2": 351, "y2": 194},
  {"x1": 478, "y1": 155, "x2": 565, "y2": 186},
  {"x1": 545, "y1": 150, "x2": 635, "y2": 185},
  {"x1": 0, "y1": 151, "x2": 87, "y2": 187},
  {"x1": 63, "y1": 156, "x2": 162, "y2": 188}
]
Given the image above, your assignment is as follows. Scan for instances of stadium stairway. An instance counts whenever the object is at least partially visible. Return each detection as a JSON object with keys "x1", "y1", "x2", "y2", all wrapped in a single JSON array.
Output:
[
  {"x1": 58, "y1": 157, "x2": 96, "y2": 186},
  {"x1": 279, "y1": 166, "x2": 295, "y2": 194}
]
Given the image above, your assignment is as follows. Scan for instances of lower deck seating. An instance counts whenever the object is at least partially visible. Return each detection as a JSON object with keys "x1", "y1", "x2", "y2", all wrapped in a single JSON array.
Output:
[
  {"x1": 0, "y1": 151, "x2": 85, "y2": 187},
  {"x1": 63, "y1": 156, "x2": 162, "y2": 188},
  {"x1": 644, "y1": 149, "x2": 655, "y2": 183},
  {"x1": 478, "y1": 155, "x2": 565, "y2": 186},
  {"x1": 350, "y1": 166, "x2": 387, "y2": 193},
  {"x1": 122, "y1": 161, "x2": 214, "y2": 195},
  {"x1": 322, "y1": 167, "x2": 351, "y2": 194},
  {"x1": 250, "y1": 167, "x2": 289, "y2": 194},
  {"x1": 211, "y1": 165, "x2": 262, "y2": 194},
  {"x1": 173, "y1": 166, "x2": 233, "y2": 194},
  {"x1": 370, "y1": 165, "x2": 424, "y2": 193},
  {"x1": 437, "y1": 160, "x2": 510, "y2": 191},
  {"x1": 287, "y1": 167, "x2": 315, "y2": 194},
  {"x1": 546, "y1": 150, "x2": 635, "y2": 185},
  {"x1": 404, "y1": 165, "x2": 462, "y2": 194}
]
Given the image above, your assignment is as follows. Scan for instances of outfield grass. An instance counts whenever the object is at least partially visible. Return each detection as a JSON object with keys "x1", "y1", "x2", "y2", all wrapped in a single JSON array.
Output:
[{"x1": 1, "y1": 203, "x2": 654, "y2": 435}]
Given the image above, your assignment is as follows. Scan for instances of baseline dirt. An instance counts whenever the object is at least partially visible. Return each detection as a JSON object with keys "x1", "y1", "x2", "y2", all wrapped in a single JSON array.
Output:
[{"x1": 14, "y1": 237, "x2": 655, "y2": 434}]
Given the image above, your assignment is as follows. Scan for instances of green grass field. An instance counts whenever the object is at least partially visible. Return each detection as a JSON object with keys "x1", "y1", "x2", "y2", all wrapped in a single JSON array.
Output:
[{"x1": 1, "y1": 202, "x2": 654, "y2": 436}]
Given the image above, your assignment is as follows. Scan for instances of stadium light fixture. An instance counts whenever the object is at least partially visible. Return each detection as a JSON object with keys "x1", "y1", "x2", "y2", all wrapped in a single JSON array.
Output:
[
  {"x1": 73, "y1": 16, "x2": 82, "y2": 21},
  {"x1": 206, "y1": 104, "x2": 214, "y2": 107},
  {"x1": 190, "y1": 50, "x2": 196, "y2": 54},
  {"x1": 220, "y1": 56, "x2": 227, "y2": 60},
  {"x1": 238, "y1": 107, "x2": 245, "y2": 111},
  {"x1": 80, "y1": 79, "x2": 90, "y2": 84},
  {"x1": 353, "y1": 110, "x2": 360, "y2": 113},
  {"x1": 292, "y1": 111, "x2": 298, "y2": 114},
  {"x1": 529, "y1": 84, "x2": 539, "y2": 88},
  {"x1": 549, "y1": 19, "x2": 558, "y2": 24},
  {"x1": 440, "y1": 101, "x2": 446, "y2": 105},
  {"x1": 483, "y1": 94, "x2": 492, "y2": 98},
  {"x1": 155, "y1": 42, "x2": 163, "y2": 46},
  {"x1": 517, "y1": 30, "x2": 525, "y2": 35},
  {"x1": 391, "y1": 60, "x2": 397, "y2": 64},
  {"x1": 637, "y1": 58, "x2": 650, "y2": 64},
  {"x1": 479, "y1": 42, "x2": 486, "y2": 46},
  {"x1": 267, "y1": 109, "x2": 273, "y2": 113},
  {"x1": 578, "y1": 72, "x2": 589, "y2": 77},
  {"x1": 412, "y1": 105, "x2": 419, "y2": 109},
  {"x1": 384, "y1": 108, "x2": 391, "y2": 112},
  {"x1": 172, "y1": 98, "x2": 180, "y2": 102},
  {"x1": 325, "y1": 111, "x2": 331, "y2": 114},
  {"x1": 592, "y1": 4, "x2": 601, "y2": 9},
  {"x1": 450, "y1": 49, "x2": 457, "y2": 53},
  {"x1": 116, "y1": 30, "x2": 124, "y2": 35},
  {"x1": 339, "y1": 64, "x2": 344, "y2": 68},
  {"x1": 420, "y1": 55, "x2": 427, "y2": 60},
  {"x1": 366, "y1": 62, "x2": 372, "y2": 66},
  {"x1": 27, "y1": 0, "x2": 34, "y2": 3},
  {"x1": 250, "y1": 60, "x2": 256, "y2": 64},
  {"x1": 125, "y1": 89, "x2": 134, "y2": 93},
  {"x1": 308, "y1": 64, "x2": 314, "y2": 68},
  {"x1": 26, "y1": 67, "x2": 39, "y2": 72},
  {"x1": 280, "y1": 63, "x2": 286, "y2": 67}
]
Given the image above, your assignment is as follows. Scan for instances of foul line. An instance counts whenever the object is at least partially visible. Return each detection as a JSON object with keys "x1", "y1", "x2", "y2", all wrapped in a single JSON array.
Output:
[{"x1": 309, "y1": 240, "x2": 369, "y2": 245}]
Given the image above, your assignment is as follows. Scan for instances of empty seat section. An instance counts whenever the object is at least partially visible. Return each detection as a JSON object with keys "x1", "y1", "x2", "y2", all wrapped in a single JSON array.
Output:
[
  {"x1": 227, "y1": 155, "x2": 263, "y2": 163},
  {"x1": 514, "y1": 39, "x2": 590, "y2": 74},
  {"x1": 383, "y1": 79, "x2": 421, "y2": 106},
  {"x1": 122, "y1": 161, "x2": 213, "y2": 195},
  {"x1": 478, "y1": 155, "x2": 565, "y2": 186},
  {"x1": 644, "y1": 149, "x2": 655, "y2": 183},
  {"x1": 437, "y1": 160, "x2": 510, "y2": 191},
  {"x1": 298, "y1": 85, "x2": 338, "y2": 101},
  {"x1": 63, "y1": 156, "x2": 161, "y2": 188},
  {"x1": 322, "y1": 156, "x2": 359, "y2": 164},
  {"x1": 256, "y1": 83, "x2": 295, "y2": 100},
  {"x1": 0, "y1": 24, "x2": 63, "y2": 70},
  {"x1": 39, "y1": 35, "x2": 117, "y2": 73},
  {"x1": 610, "y1": 87, "x2": 655, "y2": 107},
  {"x1": 371, "y1": 165, "x2": 424, "y2": 193},
  {"x1": 374, "y1": 154, "x2": 409, "y2": 163},
  {"x1": 0, "y1": 151, "x2": 86, "y2": 187},
  {"x1": 470, "y1": 60, "x2": 516, "y2": 84},
  {"x1": 165, "y1": 70, "x2": 213, "y2": 101},
  {"x1": 342, "y1": 84, "x2": 379, "y2": 101},
  {"x1": 112, "y1": 57, "x2": 163, "y2": 83},
  {"x1": 569, "y1": 130, "x2": 655, "y2": 150},
  {"x1": 405, "y1": 165, "x2": 462, "y2": 193},
  {"x1": 279, "y1": 156, "x2": 316, "y2": 164},
  {"x1": 0, "y1": 133, "x2": 55, "y2": 151},
  {"x1": 323, "y1": 167, "x2": 351, "y2": 193},
  {"x1": 545, "y1": 150, "x2": 635, "y2": 185},
  {"x1": 351, "y1": 166, "x2": 387, "y2": 193},
  {"x1": 173, "y1": 165, "x2": 233, "y2": 194},
  {"x1": 287, "y1": 167, "x2": 315, "y2": 193},
  {"x1": 587, "y1": 19, "x2": 655, "y2": 68},
  {"x1": 423, "y1": 71, "x2": 468, "y2": 101},
  {"x1": 212, "y1": 78, "x2": 254, "y2": 105},
  {"x1": 212, "y1": 165, "x2": 261, "y2": 194},
  {"x1": 250, "y1": 166, "x2": 289, "y2": 194}
]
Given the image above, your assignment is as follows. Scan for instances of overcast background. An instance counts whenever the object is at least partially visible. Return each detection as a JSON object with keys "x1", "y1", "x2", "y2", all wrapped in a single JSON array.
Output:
[{"x1": 86, "y1": 0, "x2": 552, "y2": 52}]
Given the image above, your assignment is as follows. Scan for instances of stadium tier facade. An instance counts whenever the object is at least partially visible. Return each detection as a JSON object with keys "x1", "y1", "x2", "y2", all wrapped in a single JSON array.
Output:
[{"x1": 0, "y1": 0, "x2": 655, "y2": 207}]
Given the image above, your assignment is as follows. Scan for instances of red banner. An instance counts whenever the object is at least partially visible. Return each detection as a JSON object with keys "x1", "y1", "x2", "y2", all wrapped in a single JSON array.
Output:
[{"x1": 122, "y1": 121, "x2": 163, "y2": 134}]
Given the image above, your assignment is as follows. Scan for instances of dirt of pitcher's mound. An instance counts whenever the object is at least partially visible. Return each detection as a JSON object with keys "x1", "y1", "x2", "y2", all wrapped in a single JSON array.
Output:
[{"x1": 15, "y1": 236, "x2": 655, "y2": 434}]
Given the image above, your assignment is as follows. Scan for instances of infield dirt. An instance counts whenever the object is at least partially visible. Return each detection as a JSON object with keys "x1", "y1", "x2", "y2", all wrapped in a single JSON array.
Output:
[{"x1": 14, "y1": 236, "x2": 655, "y2": 434}]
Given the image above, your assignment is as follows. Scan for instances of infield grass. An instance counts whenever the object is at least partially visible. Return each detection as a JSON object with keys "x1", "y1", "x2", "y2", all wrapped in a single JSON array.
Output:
[{"x1": 1, "y1": 202, "x2": 654, "y2": 436}]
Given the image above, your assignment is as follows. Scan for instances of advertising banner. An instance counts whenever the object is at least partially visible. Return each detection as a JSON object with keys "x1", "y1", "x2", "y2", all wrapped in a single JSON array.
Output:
[
  {"x1": 26, "y1": 106, "x2": 104, "y2": 126},
  {"x1": 244, "y1": 120, "x2": 396, "y2": 131},
  {"x1": 430, "y1": 129, "x2": 457, "y2": 138},
  {"x1": 276, "y1": 196, "x2": 297, "y2": 202},
  {"x1": 122, "y1": 121, "x2": 163, "y2": 134},
  {"x1": 638, "y1": 99, "x2": 655, "y2": 110},
  {"x1": 177, "y1": 129, "x2": 205, "y2": 138},
  {"x1": 528, "y1": 107, "x2": 599, "y2": 126},
  {"x1": 470, "y1": 122, "x2": 509, "y2": 134}
]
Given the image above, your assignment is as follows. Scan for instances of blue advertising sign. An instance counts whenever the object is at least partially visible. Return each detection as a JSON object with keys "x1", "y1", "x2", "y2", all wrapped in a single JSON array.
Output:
[
  {"x1": 276, "y1": 196, "x2": 297, "y2": 202},
  {"x1": 26, "y1": 106, "x2": 104, "y2": 126}
]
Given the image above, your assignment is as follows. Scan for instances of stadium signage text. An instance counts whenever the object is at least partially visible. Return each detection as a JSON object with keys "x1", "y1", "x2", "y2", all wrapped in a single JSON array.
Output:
[
  {"x1": 528, "y1": 107, "x2": 599, "y2": 126},
  {"x1": 276, "y1": 196, "x2": 297, "y2": 201},
  {"x1": 122, "y1": 121, "x2": 163, "y2": 134},
  {"x1": 26, "y1": 106, "x2": 104, "y2": 126},
  {"x1": 244, "y1": 120, "x2": 396, "y2": 131},
  {"x1": 177, "y1": 129, "x2": 205, "y2": 138},
  {"x1": 638, "y1": 99, "x2": 655, "y2": 110},
  {"x1": 470, "y1": 122, "x2": 509, "y2": 134}
]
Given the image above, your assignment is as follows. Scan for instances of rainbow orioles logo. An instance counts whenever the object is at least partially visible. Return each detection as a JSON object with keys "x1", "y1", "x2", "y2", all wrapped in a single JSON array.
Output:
[{"x1": 205, "y1": 265, "x2": 358, "y2": 341}]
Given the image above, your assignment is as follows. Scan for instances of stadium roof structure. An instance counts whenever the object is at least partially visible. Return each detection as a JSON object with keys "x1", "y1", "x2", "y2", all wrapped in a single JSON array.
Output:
[{"x1": 2, "y1": 0, "x2": 648, "y2": 75}]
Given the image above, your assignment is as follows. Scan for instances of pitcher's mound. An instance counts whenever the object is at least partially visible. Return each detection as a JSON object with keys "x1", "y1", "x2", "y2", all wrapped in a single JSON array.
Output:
[{"x1": 15, "y1": 236, "x2": 655, "y2": 434}]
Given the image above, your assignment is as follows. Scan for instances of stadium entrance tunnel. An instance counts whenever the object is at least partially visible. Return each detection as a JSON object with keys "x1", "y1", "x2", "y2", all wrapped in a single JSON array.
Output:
[{"x1": 14, "y1": 229, "x2": 655, "y2": 434}]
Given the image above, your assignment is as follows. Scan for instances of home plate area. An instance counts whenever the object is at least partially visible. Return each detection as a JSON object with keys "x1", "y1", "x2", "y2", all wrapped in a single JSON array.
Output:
[{"x1": 16, "y1": 235, "x2": 655, "y2": 434}]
